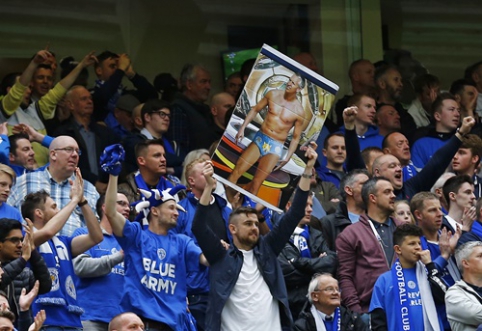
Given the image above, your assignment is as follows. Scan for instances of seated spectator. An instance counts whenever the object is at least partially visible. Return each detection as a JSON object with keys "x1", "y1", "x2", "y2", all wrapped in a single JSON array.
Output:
[
  {"x1": 340, "y1": 93, "x2": 383, "y2": 150},
  {"x1": 374, "y1": 64, "x2": 416, "y2": 139},
  {"x1": 375, "y1": 104, "x2": 401, "y2": 136},
  {"x1": 278, "y1": 193, "x2": 337, "y2": 318},
  {"x1": 54, "y1": 85, "x2": 119, "y2": 190},
  {"x1": 224, "y1": 72, "x2": 243, "y2": 98},
  {"x1": 168, "y1": 63, "x2": 213, "y2": 152},
  {"x1": 370, "y1": 224, "x2": 446, "y2": 331},
  {"x1": 73, "y1": 193, "x2": 128, "y2": 331},
  {"x1": 318, "y1": 132, "x2": 346, "y2": 188},
  {"x1": 0, "y1": 164, "x2": 22, "y2": 222},
  {"x1": 8, "y1": 136, "x2": 99, "y2": 236},
  {"x1": 445, "y1": 241, "x2": 482, "y2": 330},
  {"x1": 451, "y1": 134, "x2": 482, "y2": 198},
  {"x1": 321, "y1": 169, "x2": 369, "y2": 251},
  {"x1": 293, "y1": 274, "x2": 369, "y2": 331},
  {"x1": 411, "y1": 93, "x2": 461, "y2": 168},
  {"x1": 334, "y1": 59, "x2": 375, "y2": 127},
  {"x1": 0, "y1": 219, "x2": 51, "y2": 327},
  {"x1": 336, "y1": 177, "x2": 401, "y2": 319},
  {"x1": 407, "y1": 74, "x2": 440, "y2": 128},
  {"x1": 23, "y1": 169, "x2": 103, "y2": 330},
  {"x1": 91, "y1": 51, "x2": 157, "y2": 126},
  {"x1": 122, "y1": 99, "x2": 185, "y2": 178}
]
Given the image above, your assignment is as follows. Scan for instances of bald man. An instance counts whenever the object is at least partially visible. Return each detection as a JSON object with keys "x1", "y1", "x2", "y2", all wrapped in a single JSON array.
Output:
[
  {"x1": 210, "y1": 92, "x2": 235, "y2": 143},
  {"x1": 108, "y1": 313, "x2": 144, "y2": 331},
  {"x1": 8, "y1": 135, "x2": 100, "y2": 236},
  {"x1": 54, "y1": 85, "x2": 119, "y2": 187}
]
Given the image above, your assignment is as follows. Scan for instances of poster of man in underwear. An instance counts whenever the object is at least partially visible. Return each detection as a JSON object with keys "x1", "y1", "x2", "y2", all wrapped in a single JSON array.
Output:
[{"x1": 213, "y1": 44, "x2": 339, "y2": 212}]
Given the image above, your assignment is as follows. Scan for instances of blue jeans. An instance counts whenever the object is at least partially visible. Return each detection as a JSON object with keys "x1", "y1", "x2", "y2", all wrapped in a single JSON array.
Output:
[{"x1": 188, "y1": 293, "x2": 209, "y2": 331}]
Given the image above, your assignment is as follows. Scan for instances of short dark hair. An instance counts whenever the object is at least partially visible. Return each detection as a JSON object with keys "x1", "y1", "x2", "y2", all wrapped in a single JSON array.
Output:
[
  {"x1": 443, "y1": 175, "x2": 474, "y2": 209},
  {"x1": 374, "y1": 64, "x2": 400, "y2": 84},
  {"x1": 0, "y1": 72, "x2": 21, "y2": 95},
  {"x1": 413, "y1": 74, "x2": 440, "y2": 94},
  {"x1": 323, "y1": 132, "x2": 345, "y2": 150},
  {"x1": 0, "y1": 218, "x2": 22, "y2": 242},
  {"x1": 361, "y1": 177, "x2": 390, "y2": 208},
  {"x1": 393, "y1": 223, "x2": 423, "y2": 246},
  {"x1": 95, "y1": 51, "x2": 119, "y2": 68},
  {"x1": 361, "y1": 146, "x2": 383, "y2": 166},
  {"x1": 240, "y1": 59, "x2": 256, "y2": 81},
  {"x1": 339, "y1": 169, "x2": 369, "y2": 200},
  {"x1": 21, "y1": 190, "x2": 50, "y2": 221},
  {"x1": 141, "y1": 99, "x2": 171, "y2": 127},
  {"x1": 35, "y1": 64, "x2": 52, "y2": 72},
  {"x1": 96, "y1": 194, "x2": 106, "y2": 220},
  {"x1": 8, "y1": 133, "x2": 30, "y2": 157},
  {"x1": 229, "y1": 206, "x2": 258, "y2": 224},
  {"x1": 450, "y1": 79, "x2": 474, "y2": 96},
  {"x1": 134, "y1": 139, "x2": 165, "y2": 159},
  {"x1": 0, "y1": 309, "x2": 15, "y2": 323},
  {"x1": 431, "y1": 92, "x2": 457, "y2": 115}
]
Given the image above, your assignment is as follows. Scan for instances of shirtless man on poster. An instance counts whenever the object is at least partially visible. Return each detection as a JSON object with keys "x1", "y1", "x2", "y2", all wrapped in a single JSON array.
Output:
[{"x1": 227, "y1": 73, "x2": 306, "y2": 196}]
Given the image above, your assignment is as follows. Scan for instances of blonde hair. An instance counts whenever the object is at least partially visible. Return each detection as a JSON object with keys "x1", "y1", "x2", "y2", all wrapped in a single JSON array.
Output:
[
  {"x1": 180, "y1": 149, "x2": 210, "y2": 186},
  {"x1": 0, "y1": 164, "x2": 16, "y2": 184}
]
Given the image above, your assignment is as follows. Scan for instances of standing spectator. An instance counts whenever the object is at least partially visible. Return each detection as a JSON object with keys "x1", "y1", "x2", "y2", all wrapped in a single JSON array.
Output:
[
  {"x1": 376, "y1": 104, "x2": 401, "y2": 136},
  {"x1": 318, "y1": 132, "x2": 346, "y2": 188},
  {"x1": 168, "y1": 63, "x2": 213, "y2": 152},
  {"x1": 209, "y1": 92, "x2": 235, "y2": 144},
  {"x1": 407, "y1": 74, "x2": 440, "y2": 128},
  {"x1": 224, "y1": 72, "x2": 243, "y2": 99},
  {"x1": 443, "y1": 175, "x2": 477, "y2": 234},
  {"x1": 451, "y1": 134, "x2": 482, "y2": 198},
  {"x1": 0, "y1": 164, "x2": 22, "y2": 222}
]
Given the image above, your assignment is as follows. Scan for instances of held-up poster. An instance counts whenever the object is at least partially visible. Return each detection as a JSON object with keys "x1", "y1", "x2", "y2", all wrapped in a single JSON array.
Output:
[{"x1": 213, "y1": 44, "x2": 339, "y2": 212}]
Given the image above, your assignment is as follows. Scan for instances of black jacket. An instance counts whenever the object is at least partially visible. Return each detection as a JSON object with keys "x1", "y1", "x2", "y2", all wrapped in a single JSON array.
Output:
[
  {"x1": 278, "y1": 226, "x2": 337, "y2": 319},
  {"x1": 293, "y1": 302, "x2": 369, "y2": 331},
  {"x1": 320, "y1": 200, "x2": 353, "y2": 251},
  {"x1": 54, "y1": 117, "x2": 120, "y2": 184},
  {"x1": 0, "y1": 250, "x2": 51, "y2": 326}
]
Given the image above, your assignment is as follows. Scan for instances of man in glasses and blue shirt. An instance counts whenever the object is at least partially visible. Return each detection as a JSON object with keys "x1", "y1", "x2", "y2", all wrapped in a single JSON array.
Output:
[{"x1": 8, "y1": 136, "x2": 99, "y2": 236}]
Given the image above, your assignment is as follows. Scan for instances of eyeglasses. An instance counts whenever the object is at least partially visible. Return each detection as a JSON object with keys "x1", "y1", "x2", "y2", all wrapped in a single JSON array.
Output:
[
  {"x1": 314, "y1": 286, "x2": 341, "y2": 294},
  {"x1": 150, "y1": 110, "x2": 171, "y2": 119},
  {"x1": 116, "y1": 201, "x2": 130, "y2": 207},
  {"x1": 54, "y1": 147, "x2": 82, "y2": 156},
  {"x1": 2, "y1": 237, "x2": 24, "y2": 244}
]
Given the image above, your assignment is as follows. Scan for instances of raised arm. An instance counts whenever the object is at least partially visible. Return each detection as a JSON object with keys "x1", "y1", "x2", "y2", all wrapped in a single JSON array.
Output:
[
  {"x1": 343, "y1": 106, "x2": 366, "y2": 171},
  {"x1": 31, "y1": 169, "x2": 83, "y2": 247},
  {"x1": 105, "y1": 174, "x2": 127, "y2": 237}
]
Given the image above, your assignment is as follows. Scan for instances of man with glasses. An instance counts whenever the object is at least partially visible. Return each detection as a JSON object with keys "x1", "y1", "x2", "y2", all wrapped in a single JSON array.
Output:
[
  {"x1": 54, "y1": 85, "x2": 120, "y2": 191},
  {"x1": 72, "y1": 192, "x2": 129, "y2": 331},
  {"x1": 293, "y1": 274, "x2": 369, "y2": 330},
  {"x1": 122, "y1": 99, "x2": 184, "y2": 179},
  {"x1": 8, "y1": 136, "x2": 99, "y2": 236},
  {"x1": 0, "y1": 219, "x2": 51, "y2": 329}
]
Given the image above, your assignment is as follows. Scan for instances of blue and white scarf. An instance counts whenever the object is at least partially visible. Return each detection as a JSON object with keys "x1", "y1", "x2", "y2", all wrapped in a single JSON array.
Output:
[
  {"x1": 291, "y1": 225, "x2": 311, "y2": 258},
  {"x1": 311, "y1": 306, "x2": 340, "y2": 331}
]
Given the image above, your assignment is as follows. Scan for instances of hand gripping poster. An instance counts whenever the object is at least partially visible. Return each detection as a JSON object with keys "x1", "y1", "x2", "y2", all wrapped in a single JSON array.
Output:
[{"x1": 213, "y1": 44, "x2": 339, "y2": 212}]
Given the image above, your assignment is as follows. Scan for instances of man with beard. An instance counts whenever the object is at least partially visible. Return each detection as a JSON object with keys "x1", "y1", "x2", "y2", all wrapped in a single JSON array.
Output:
[
  {"x1": 343, "y1": 106, "x2": 476, "y2": 201},
  {"x1": 336, "y1": 177, "x2": 401, "y2": 323},
  {"x1": 375, "y1": 65, "x2": 416, "y2": 140},
  {"x1": 192, "y1": 142, "x2": 318, "y2": 331}
]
